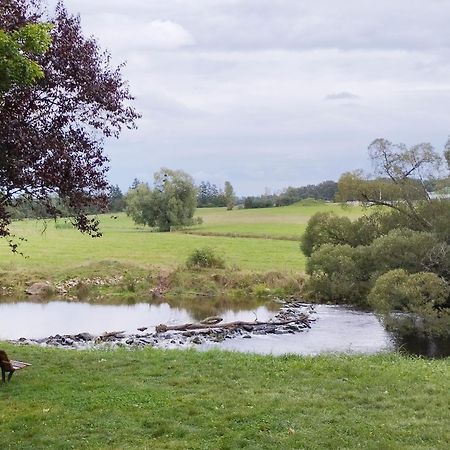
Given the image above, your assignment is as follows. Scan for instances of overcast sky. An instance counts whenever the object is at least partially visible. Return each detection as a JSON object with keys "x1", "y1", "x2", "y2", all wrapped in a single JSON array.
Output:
[{"x1": 47, "y1": 0, "x2": 450, "y2": 196}]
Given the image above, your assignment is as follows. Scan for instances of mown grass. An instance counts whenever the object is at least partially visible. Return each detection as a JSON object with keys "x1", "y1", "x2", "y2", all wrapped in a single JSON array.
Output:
[
  {"x1": 0, "y1": 344, "x2": 448, "y2": 450},
  {"x1": 0, "y1": 203, "x2": 361, "y2": 298},
  {"x1": 189, "y1": 203, "x2": 363, "y2": 239},
  {"x1": 0, "y1": 213, "x2": 305, "y2": 273}
]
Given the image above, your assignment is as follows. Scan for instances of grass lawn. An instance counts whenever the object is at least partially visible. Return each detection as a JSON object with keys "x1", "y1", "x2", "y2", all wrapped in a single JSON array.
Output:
[
  {"x1": 0, "y1": 203, "x2": 361, "y2": 276},
  {"x1": 190, "y1": 202, "x2": 363, "y2": 239},
  {"x1": 0, "y1": 344, "x2": 448, "y2": 450},
  {"x1": 0, "y1": 203, "x2": 362, "y2": 297}
]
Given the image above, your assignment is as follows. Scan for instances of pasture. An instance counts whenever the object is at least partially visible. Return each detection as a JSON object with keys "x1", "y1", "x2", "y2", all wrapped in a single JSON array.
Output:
[
  {"x1": 0, "y1": 202, "x2": 362, "y2": 297},
  {"x1": 1, "y1": 203, "x2": 361, "y2": 271}
]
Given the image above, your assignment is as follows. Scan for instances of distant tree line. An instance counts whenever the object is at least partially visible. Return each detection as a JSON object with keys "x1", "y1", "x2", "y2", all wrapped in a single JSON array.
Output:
[
  {"x1": 197, "y1": 181, "x2": 235, "y2": 210},
  {"x1": 242, "y1": 180, "x2": 338, "y2": 209},
  {"x1": 5, "y1": 178, "x2": 346, "y2": 219},
  {"x1": 8, "y1": 184, "x2": 126, "y2": 220}
]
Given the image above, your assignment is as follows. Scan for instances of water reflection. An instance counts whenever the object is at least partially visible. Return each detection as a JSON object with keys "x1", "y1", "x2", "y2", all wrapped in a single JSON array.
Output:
[
  {"x1": 0, "y1": 299, "x2": 275, "y2": 340},
  {"x1": 391, "y1": 332, "x2": 450, "y2": 358},
  {"x1": 2, "y1": 298, "x2": 448, "y2": 357},
  {"x1": 0, "y1": 295, "x2": 278, "y2": 318},
  {"x1": 150, "y1": 296, "x2": 279, "y2": 322}
]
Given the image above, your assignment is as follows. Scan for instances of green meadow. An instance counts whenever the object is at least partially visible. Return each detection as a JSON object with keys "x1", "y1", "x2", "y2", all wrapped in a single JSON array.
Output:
[
  {"x1": 189, "y1": 202, "x2": 362, "y2": 238},
  {"x1": 0, "y1": 344, "x2": 449, "y2": 450},
  {"x1": 0, "y1": 202, "x2": 365, "y2": 299},
  {"x1": 0, "y1": 202, "x2": 361, "y2": 276}
]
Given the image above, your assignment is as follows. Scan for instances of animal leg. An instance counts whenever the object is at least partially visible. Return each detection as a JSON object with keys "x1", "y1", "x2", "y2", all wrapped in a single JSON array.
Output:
[{"x1": 7, "y1": 369, "x2": 14, "y2": 382}]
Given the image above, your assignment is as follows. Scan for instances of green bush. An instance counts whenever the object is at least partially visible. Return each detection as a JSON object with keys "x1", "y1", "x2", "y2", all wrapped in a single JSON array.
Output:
[
  {"x1": 370, "y1": 229, "x2": 439, "y2": 275},
  {"x1": 300, "y1": 211, "x2": 389, "y2": 257},
  {"x1": 305, "y1": 244, "x2": 373, "y2": 306},
  {"x1": 304, "y1": 227, "x2": 447, "y2": 308},
  {"x1": 186, "y1": 247, "x2": 225, "y2": 270},
  {"x1": 300, "y1": 212, "x2": 353, "y2": 257},
  {"x1": 368, "y1": 269, "x2": 449, "y2": 313},
  {"x1": 368, "y1": 269, "x2": 450, "y2": 336}
]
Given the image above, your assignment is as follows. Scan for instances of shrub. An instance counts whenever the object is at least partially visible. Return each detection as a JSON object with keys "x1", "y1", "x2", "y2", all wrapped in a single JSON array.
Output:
[
  {"x1": 370, "y1": 229, "x2": 439, "y2": 275},
  {"x1": 186, "y1": 247, "x2": 225, "y2": 269},
  {"x1": 368, "y1": 269, "x2": 450, "y2": 336},
  {"x1": 300, "y1": 212, "x2": 353, "y2": 257},
  {"x1": 300, "y1": 209, "x2": 432, "y2": 258},
  {"x1": 368, "y1": 269, "x2": 449, "y2": 313},
  {"x1": 252, "y1": 283, "x2": 272, "y2": 298},
  {"x1": 304, "y1": 244, "x2": 373, "y2": 306}
]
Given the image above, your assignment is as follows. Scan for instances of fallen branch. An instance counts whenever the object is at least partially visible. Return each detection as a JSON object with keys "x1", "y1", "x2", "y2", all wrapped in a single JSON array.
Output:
[
  {"x1": 156, "y1": 315, "x2": 310, "y2": 333},
  {"x1": 96, "y1": 330, "x2": 126, "y2": 341}
]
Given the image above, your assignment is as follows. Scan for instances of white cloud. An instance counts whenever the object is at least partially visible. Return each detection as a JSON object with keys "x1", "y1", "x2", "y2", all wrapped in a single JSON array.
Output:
[
  {"x1": 325, "y1": 92, "x2": 359, "y2": 101},
  {"x1": 139, "y1": 20, "x2": 194, "y2": 50}
]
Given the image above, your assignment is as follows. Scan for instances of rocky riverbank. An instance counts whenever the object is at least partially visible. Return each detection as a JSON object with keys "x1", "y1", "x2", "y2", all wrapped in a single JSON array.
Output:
[{"x1": 10, "y1": 301, "x2": 316, "y2": 350}]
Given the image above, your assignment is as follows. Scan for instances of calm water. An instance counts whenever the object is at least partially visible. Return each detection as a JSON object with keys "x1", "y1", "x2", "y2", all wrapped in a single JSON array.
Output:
[{"x1": 0, "y1": 299, "x2": 399, "y2": 356}]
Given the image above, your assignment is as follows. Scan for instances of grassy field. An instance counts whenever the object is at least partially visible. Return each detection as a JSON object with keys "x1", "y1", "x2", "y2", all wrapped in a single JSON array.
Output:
[
  {"x1": 1, "y1": 202, "x2": 361, "y2": 271},
  {"x1": 0, "y1": 344, "x2": 448, "y2": 450},
  {"x1": 189, "y1": 202, "x2": 362, "y2": 239},
  {"x1": 0, "y1": 203, "x2": 361, "y2": 298}
]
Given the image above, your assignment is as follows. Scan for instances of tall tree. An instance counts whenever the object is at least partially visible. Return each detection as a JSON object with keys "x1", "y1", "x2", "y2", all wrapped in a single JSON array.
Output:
[
  {"x1": 107, "y1": 184, "x2": 125, "y2": 213},
  {"x1": 0, "y1": 0, "x2": 139, "y2": 250},
  {"x1": 224, "y1": 181, "x2": 235, "y2": 210},
  {"x1": 336, "y1": 138, "x2": 445, "y2": 230},
  {"x1": 126, "y1": 169, "x2": 197, "y2": 232},
  {"x1": 197, "y1": 181, "x2": 226, "y2": 207}
]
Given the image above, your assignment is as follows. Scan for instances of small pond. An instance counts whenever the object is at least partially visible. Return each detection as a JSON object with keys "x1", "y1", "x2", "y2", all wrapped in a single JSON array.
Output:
[{"x1": 0, "y1": 299, "x2": 447, "y2": 357}]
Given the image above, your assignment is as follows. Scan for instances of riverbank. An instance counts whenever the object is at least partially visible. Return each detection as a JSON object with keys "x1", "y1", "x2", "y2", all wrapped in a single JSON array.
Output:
[
  {"x1": 0, "y1": 260, "x2": 306, "y2": 302},
  {"x1": 1, "y1": 345, "x2": 448, "y2": 449}
]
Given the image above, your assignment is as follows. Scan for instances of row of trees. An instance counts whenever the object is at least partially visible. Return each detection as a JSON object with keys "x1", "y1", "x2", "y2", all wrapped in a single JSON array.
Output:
[
  {"x1": 242, "y1": 181, "x2": 338, "y2": 209},
  {"x1": 302, "y1": 138, "x2": 450, "y2": 338},
  {"x1": 197, "y1": 181, "x2": 235, "y2": 209},
  {"x1": 7, "y1": 184, "x2": 126, "y2": 220}
]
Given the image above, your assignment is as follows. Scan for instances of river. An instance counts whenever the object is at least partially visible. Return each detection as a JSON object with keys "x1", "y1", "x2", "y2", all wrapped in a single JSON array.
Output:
[{"x1": 0, "y1": 299, "x2": 448, "y2": 357}]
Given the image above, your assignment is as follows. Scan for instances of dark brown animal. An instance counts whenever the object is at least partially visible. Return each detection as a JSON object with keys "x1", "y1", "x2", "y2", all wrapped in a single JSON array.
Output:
[{"x1": 0, "y1": 350, "x2": 15, "y2": 382}]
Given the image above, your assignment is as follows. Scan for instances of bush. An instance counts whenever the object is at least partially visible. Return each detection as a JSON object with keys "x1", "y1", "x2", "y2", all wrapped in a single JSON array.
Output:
[
  {"x1": 304, "y1": 227, "x2": 447, "y2": 307},
  {"x1": 300, "y1": 212, "x2": 354, "y2": 257},
  {"x1": 304, "y1": 244, "x2": 374, "y2": 306},
  {"x1": 186, "y1": 247, "x2": 225, "y2": 269},
  {"x1": 368, "y1": 269, "x2": 449, "y2": 313},
  {"x1": 370, "y1": 229, "x2": 440, "y2": 275},
  {"x1": 368, "y1": 269, "x2": 450, "y2": 336},
  {"x1": 300, "y1": 208, "x2": 435, "y2": 258}
]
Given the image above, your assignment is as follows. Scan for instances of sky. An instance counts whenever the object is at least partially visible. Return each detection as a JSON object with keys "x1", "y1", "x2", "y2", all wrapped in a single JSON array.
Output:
[{"x1": 47, "y1": 0, "x2": 450, "y2": 196}]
